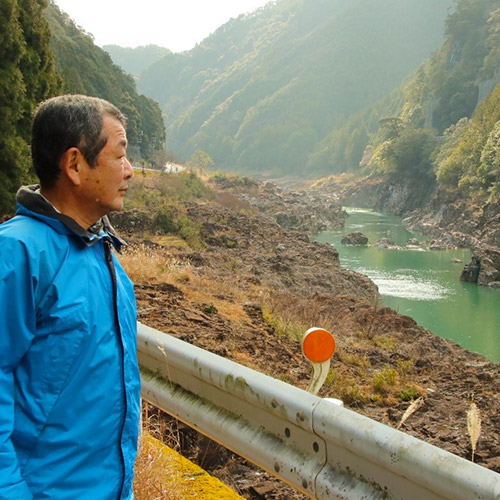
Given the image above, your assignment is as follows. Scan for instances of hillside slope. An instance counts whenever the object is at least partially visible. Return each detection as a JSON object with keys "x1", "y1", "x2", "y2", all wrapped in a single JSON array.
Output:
[
  {"x1": 138, "y1": 0, "x2": 452, "y2": 175},
  {"x1": 111, "y1": 173, "x2": 500, "y2": 498},
  {"x1": 45, "y1": 3, "x2": 166, "y2": 164},
  {"x1": 103, "y1": 44, "x2": 171, "y2": 78},
  {"x1": 331, "y1": 0, "x2": 500, "y2": 249}
]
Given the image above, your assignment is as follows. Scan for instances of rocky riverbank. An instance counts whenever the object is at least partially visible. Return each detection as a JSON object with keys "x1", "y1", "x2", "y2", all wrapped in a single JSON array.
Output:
[
  {"x1": 211, "y1": 174, "x2": 348, "y2": 234},
  {"x1": 313, "y1": 174, "x2": 500, "y2": 286},
  {"x1": 404, "y1": 193, "x2": 500, "y2": 287},
  {"x1": 112, "y1": 177, "x2": 499, "y2": 499}
]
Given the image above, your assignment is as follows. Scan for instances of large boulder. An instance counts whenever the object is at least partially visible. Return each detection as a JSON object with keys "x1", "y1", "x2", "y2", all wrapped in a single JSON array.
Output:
[
  {"x1": 375, "y1": 238, "x2": 397, "y2": 248},
  {"x1": 460, "y1": 245, "x2": 500, "y2": 286},
  {"x1": 341, "y1": 232, "x2": 368, "y2": 245},
  {"x1": 460, "y1": 256, "x2": 481, "y2": 283}
]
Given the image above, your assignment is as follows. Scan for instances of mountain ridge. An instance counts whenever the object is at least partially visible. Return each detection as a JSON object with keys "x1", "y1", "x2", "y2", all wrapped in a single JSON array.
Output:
[
  {"x1": 45, "y1": 2, "x2": 167, "y2": 166},
  {"x1": 134, "y1": 0, "x2": 453, "y2": 174}
]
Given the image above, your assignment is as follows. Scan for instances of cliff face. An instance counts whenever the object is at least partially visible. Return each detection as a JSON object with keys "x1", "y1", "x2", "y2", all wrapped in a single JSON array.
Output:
[
  {"x1": 315, "y1": 176, "x2": 435, "y2": 216},
  {"x1": 403, "y1": 196, "x2": 500, "y2": 249},
  {"x1": 337, "y1": 178, "x2": 435, "y2": 216}
]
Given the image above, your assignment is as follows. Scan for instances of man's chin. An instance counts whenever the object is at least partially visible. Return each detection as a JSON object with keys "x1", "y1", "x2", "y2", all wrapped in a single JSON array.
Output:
[{"x1": 108, "y1": 200, "x2": 125, "y2": 214}]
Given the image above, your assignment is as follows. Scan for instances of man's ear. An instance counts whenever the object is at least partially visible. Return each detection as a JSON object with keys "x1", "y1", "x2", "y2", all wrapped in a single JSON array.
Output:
[{"x1": 60, "y1": 147, "x2": 84, "y2": 186}]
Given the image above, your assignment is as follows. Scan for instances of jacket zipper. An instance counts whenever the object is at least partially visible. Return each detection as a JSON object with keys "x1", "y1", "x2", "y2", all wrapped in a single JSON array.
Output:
[{"x1": 105, "y1": 241, "x2": 128, "y2": 499}]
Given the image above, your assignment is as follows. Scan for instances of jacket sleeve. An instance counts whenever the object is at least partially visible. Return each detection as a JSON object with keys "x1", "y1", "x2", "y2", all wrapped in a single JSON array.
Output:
[{"x1": 0, "y1": 237, "x2": 35, "y2": 499}]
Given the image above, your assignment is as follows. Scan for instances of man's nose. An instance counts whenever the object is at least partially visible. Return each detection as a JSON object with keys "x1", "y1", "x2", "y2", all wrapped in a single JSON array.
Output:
[{"x1": 124, "y1": 157, "x2": 134, "y2": 179}]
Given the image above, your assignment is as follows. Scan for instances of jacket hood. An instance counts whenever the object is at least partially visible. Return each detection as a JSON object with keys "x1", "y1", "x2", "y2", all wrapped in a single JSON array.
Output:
[{"x1": 16, "y1": 185, "x2": 126, "y2": 251}]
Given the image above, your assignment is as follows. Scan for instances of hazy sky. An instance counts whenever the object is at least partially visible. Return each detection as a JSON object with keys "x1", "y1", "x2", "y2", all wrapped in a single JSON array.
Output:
[{"x1": 54, "y1": 0, "x2": 271, "y2": 52}]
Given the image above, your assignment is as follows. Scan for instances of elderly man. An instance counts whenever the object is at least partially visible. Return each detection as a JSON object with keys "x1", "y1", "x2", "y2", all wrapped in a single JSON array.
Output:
[{"x1": 0, "y1": 95, "x2": 140, "y2": 499}]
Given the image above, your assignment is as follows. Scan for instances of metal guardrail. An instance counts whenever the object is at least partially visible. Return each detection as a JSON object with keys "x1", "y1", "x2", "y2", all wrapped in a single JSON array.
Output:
[{"x1": 137, "y1": 322, "x2": 500, "y2": 500}]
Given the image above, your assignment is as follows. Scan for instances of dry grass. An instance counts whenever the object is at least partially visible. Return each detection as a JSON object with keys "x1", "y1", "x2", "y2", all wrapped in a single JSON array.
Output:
[
  {"x1": 215, "y1": 192, "x2": 256, "y2": 214},
  {"x1": 120, "y1": 244, "x2": 252, "y2": 324},
  {"x1": 232, "y1": 349, "x2": 261, "y2": 370},
  {"x1": 372, "y1": 366, "x2": 399, "y2": 395},
  {"x1": 119, "y1": 244, "x2": 189, "y2": 284},
  {"x1": 370, "y1": 366, "x2": 426, "y2": 406},
  {"x1": 174, "y1": 275, "x2": 249, "y2": 324},
  {"x1": 134, "y1": 435, "x2": 183, "y2": 500},
  {"x1": 152, "y1": 235, "x2": 190, "y2": 249},
  {"x1": 467, "y1": 400, "x2": 481, "y2": 462},
  {"x1": 336, "y1": 348, "x2": 370, "y2": 368},
  {"x1": 396, "y1": 359, "x2": 415, "y2": 381},
  {"x1": 397, "y1": 397, "x2": 425, "y2": 429},
  {"x1": 134, "y1": 404, "x2": 183, "y2": 500},
  {"x1": 371, "y1": 333, "x2": 398, "y2": 351},
  {"x1": 260, "y1": 291, "x2": 322, "y2": 341},
  {"x1": 134, "y1": 404, "x2": 245, "y2": 500},
  {"x1": 326, "y1": 369, "x2": 371, "y2": 406}
]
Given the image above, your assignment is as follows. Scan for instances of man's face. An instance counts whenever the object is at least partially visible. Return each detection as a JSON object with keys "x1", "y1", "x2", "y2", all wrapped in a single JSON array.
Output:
[{"x1": 81, "y1": 114, "x2": 134, "y2": 220}]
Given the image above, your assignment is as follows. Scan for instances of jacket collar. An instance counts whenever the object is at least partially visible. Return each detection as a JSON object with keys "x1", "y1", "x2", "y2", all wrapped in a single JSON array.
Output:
[{"x1": 16, "y1": 185, "x2": 126, "y2": 251}]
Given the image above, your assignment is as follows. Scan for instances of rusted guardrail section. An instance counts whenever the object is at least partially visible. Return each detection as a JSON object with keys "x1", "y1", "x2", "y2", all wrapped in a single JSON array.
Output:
[{"x1": 137, "y1": 322, "x2": 500, "y2": 500}]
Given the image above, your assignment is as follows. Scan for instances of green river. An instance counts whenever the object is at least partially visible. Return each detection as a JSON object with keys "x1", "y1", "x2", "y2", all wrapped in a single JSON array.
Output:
[{"x1": 314, "y1": 208, "x2": 500, "y2": 363}]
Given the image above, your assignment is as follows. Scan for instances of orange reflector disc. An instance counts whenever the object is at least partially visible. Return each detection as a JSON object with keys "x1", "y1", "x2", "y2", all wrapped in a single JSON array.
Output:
[{"x1": 302, "y1": 328, "x2": 335, "y2": 363}]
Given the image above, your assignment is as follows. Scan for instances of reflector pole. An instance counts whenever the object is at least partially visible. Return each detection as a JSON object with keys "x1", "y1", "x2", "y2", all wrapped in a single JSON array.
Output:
[{"x1": 301, "y1": 328, "x2": 336, "y2": 395}]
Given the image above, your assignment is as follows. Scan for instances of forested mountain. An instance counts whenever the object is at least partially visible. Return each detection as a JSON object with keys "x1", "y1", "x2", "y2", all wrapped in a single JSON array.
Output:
[
  {"x1": 103, "y1": 45, "x2": 171, "y2": 78},
  {"x1": 363, "y1": 0, "x2": 500, "y2": 203},
  {"x1": 45, "y1": 3, "x2": 166, "y2": 164},
  {"x1": 0, "y1": 1, "x2": 167, "y2": 215},
  {"x1": 138, "y1": 0, "x2": 453, "y2": 176},
  {"x1": 0, "y1": 0, "x2": 61, "y2": 214}
]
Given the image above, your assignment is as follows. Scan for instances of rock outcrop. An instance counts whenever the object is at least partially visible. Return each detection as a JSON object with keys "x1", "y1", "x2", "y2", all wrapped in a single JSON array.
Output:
[
  {"x1": 186, "y1": 202, "x2": 378, "y2": 302},
  {"x1": 461, "y1": 245, "x2": 500, "y2": 286},
  {"x1": 460, "y1": 256, "x2": 481, "y2": 283},
  {"x1": 401, "y1": 195, "x2": 500, "y2": 251},
  {"x1": 341, "y1": 232, "x2": 369, "y2": 245},
  {"x1": 319, "y1": 176, "x2": 435, "y2": 216},
  {"x1": 375, "y1": 238, "x2": 397, "y2": 248},
  {"x1": 212, "y1": 176, "x2": 348, "y2": 234}
]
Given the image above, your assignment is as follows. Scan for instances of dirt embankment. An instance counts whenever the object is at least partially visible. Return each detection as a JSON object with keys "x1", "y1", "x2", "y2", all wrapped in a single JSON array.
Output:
[{"x1": 113, "y1": 180, "x2": 499, "y2": 499}]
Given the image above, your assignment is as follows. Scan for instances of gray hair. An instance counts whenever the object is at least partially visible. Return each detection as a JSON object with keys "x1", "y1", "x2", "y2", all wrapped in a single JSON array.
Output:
[{"x1": 31, "y1": 94, "x2": 126, "y2": 188}]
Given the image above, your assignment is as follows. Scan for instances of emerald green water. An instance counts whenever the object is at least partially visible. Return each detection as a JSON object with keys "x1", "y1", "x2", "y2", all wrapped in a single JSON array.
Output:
[{"x1": 314, "y1": 208, "x2": 500, "y2": 363}]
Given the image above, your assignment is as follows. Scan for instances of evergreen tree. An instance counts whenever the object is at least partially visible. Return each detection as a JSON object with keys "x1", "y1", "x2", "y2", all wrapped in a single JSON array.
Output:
[{"x1": 0, "y1": 0, "x2": 60, "y2": 215}]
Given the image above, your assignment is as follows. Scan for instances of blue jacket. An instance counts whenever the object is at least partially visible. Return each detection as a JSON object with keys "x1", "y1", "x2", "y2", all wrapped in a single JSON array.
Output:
[{"x1": 0, "y1": 187, "x2": 140, "y2": 499}]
